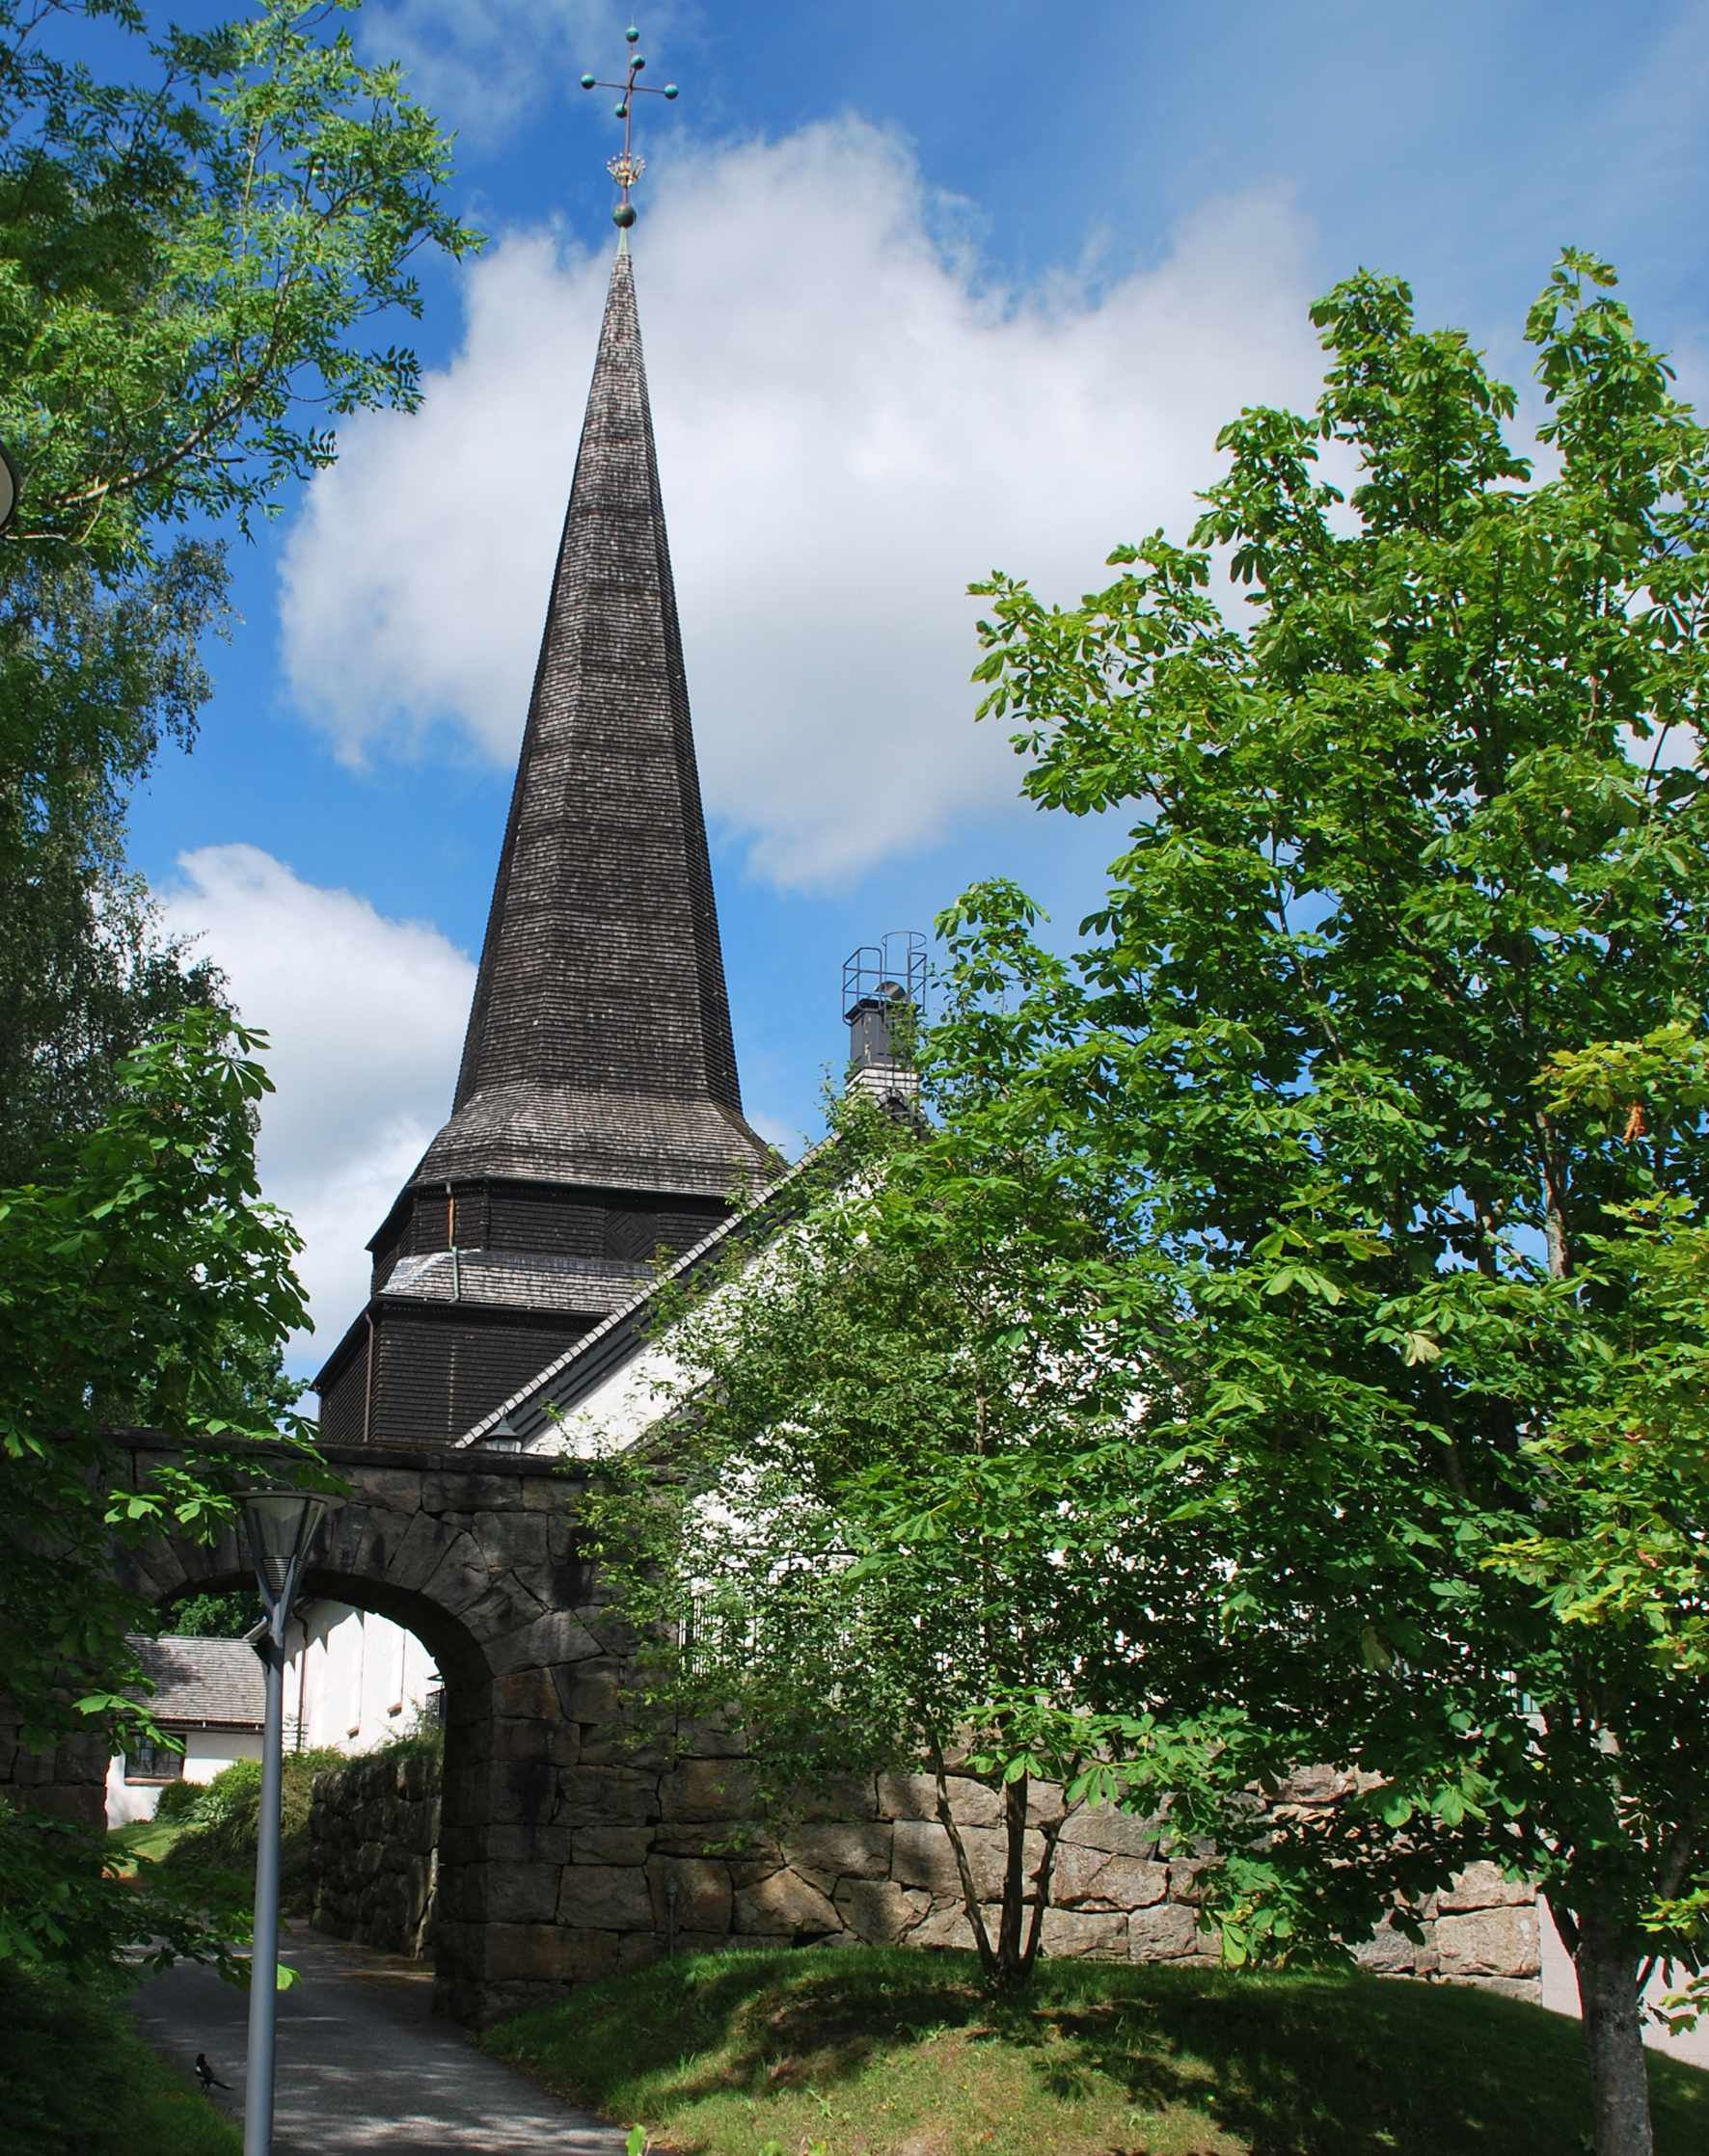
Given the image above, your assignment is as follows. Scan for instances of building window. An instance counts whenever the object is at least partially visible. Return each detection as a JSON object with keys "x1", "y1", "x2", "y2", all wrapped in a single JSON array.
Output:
[{"x1": 123, "y1": 1738, "x2": 183, "y2": 1784}]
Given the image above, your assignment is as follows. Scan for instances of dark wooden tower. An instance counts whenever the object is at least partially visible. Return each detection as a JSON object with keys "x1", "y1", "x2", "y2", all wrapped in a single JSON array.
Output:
[{"x1": 314, "y1": 248, "x2": 775, "y2": 1446}]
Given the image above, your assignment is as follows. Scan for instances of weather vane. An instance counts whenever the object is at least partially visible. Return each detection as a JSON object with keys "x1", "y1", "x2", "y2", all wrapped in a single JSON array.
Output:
[{"x1": 581, "y1": 26, "x2": 679, "y2": 231}]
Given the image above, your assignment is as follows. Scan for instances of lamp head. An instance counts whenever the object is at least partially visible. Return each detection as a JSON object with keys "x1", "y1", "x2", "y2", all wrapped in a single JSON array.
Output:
[{"x1": 241, "y1": 1488, "x2": 343, "y2": 1614}]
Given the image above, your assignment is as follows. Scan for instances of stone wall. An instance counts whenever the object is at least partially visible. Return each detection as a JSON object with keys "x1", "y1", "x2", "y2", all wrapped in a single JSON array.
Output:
[
  {"x1": 1352, "y1": 1862, "x2": 1541, "y2": 2000},
  {"x1": 312, "y1": 1748, "x2": 1540, "y2": 2003},
  {"x1": 309, "y1": 1751, "x2": 442, "y2": 1955},
  {"x1": 0, "y1": 1721, "x2": 108, "y2": 1830}
]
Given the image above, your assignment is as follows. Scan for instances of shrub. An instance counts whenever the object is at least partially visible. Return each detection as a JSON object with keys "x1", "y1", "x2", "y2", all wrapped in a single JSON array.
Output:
[
  {"x1": 187, "y1": 1758, "x2": 261, "y2": 1833},
  {"x1": 164, "y1": 1592, "x2": 261, "y2": 1639},
  {"x1": 366, "y1": 1711, "x2": 445, "y2": 1765},
  {"x1": 152, "y1": 1778, "x2": 203, "y2": 1824},
  {"x1": 165, "y1": 1749, "x2": 344, "y2": 1912}
]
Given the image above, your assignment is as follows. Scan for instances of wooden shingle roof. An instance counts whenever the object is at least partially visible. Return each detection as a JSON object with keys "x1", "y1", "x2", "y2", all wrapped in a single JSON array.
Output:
[
  {"x1": 415, "y1": 248, "x2": 773, "y2": 1201},
  {"x1": 133, "y1": 1634, "x2": 264, "y2": 1730}
]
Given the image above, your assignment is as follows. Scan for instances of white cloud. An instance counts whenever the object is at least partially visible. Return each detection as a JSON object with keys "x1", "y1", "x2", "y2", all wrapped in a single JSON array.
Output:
[
  {"x1": 282, "y1": 120, "x2": 1327, "y2": 885},
  {"x1": 160, "y1": 846, "x2": 475, "y2": 1374}
]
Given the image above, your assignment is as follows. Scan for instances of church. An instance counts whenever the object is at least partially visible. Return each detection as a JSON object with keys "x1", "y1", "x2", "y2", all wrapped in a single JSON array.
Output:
[
  {"x1": 312, "y1": 236, "x2": 835, "y2": 1455},
  {"x1": 288, "y1": 214, "x2": 1553, "y2": 2028}
]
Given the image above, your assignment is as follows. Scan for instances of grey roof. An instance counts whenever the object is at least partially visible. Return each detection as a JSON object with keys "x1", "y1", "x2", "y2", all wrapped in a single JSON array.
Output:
[
  {"x1": 133, "y1": 1634, "x2": 264, "y2": 1729},
  {"x1": 416, "y1": 249, "x2": 773, "y2": 1201},
  {"x1": 382, "y1": 1245, "x2": 653, "y2": 1314}
]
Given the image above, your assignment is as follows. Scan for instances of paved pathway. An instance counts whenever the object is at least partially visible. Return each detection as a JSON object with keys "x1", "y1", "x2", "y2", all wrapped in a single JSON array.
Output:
[
  {"x1": 1539, "y1": 1904, "x2": 1709, "y2": 2072},
  {"x1": 129, "y1": 1923, "x2": 632, "y2": 2154}
]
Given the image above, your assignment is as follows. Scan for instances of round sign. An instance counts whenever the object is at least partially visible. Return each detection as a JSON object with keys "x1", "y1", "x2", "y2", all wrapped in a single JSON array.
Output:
[{"x1": 0, "y1": 443, "x2": 20, "y2": 532}]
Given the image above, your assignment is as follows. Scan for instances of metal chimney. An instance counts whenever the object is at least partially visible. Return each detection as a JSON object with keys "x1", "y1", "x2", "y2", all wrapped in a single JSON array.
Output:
[{"x1": 842, "y1": 931, "x2": 926, "y2": 1115}]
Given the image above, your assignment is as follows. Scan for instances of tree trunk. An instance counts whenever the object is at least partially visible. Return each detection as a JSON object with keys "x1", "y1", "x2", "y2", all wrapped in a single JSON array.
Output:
[
  {"x1": 995, "y1": 1770, "x2": 1029, "y2": 1984},
  {"x1": 1574, "y1": 1913, "x2": 1654, "y2": 2156},
  {"x1": 932, "y1": 1749, "x2": 997, "y2": 1981},
  {"x1": 1019, "y1": 1799, "x2": 1073, "y2": 1981},
  {"x1": 932, "y1": 1752, "x2": 1070, "y2": 1989}
]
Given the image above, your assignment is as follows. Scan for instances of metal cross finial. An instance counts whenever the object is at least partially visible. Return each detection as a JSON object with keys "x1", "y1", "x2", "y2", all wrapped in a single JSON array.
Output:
[{"x1": 580, "y1": 25, "x2": 679, "y2": 233}]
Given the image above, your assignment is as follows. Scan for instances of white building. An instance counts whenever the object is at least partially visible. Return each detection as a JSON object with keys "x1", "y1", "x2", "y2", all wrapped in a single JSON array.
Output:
[
  {"x1": 281, "y1": 1599, "x2": 441, "y2": 1756},
  {"x1": 106, "y1": 1634, "x2": 265, "y2": 1826},
  {"x1": 107, "y1": 1602, "x2": 440, "y2": 1826}
]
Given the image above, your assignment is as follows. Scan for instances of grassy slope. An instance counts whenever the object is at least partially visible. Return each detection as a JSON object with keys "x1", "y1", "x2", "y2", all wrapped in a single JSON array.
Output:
[
  {"x1": 149, "y1": 1732, "x2": 444, "y2": 1916},
  {"x1": 0, "y1": 1961, "x2": 241, "y2": 2156},
  {"x1": 149, "y1": 1746, "x2": 346, "y2": 1913},
  {"x1": 485, "y1": 1945, "x2": 1709, "y2": 2156}
]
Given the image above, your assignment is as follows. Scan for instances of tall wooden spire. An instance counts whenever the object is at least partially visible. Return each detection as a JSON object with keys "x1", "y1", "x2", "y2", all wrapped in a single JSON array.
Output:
[
  {"x1": 314, "y1": 251, "x2": 774, "y2": 1449},
  {"x1": 420, "y1": 249, "x2": 766, "y2": 1195}
]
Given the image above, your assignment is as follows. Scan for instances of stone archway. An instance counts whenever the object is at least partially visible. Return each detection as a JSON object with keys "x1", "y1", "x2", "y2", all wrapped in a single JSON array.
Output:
[
  {"x1": 7, "y1": 1428, "x2": 658, "y2": 2026},
  {"x1": 129, "y1": 1430, "x2": 625, "y2": 2027}
]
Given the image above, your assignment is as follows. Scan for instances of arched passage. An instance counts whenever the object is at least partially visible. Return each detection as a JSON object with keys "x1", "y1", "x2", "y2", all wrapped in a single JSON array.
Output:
[
  {"x1": 6, "y1": 1429, "x2": 634, "y2": 2026},
  {"x1": 109, "y1": 1573, "x2": 442, "y2": 1837},
  {"x1": 127, "y1": 1550, "x2": 488, "y2": 2009}
]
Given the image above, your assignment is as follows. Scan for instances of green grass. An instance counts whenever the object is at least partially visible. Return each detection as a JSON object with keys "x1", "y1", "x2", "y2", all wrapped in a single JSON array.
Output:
[
  {"x1": 0, "y1": 1959, "x2": 241, "y2": 2156},
  {"x1": 483, "y1": 1945, "x2": 1709, "y2": 2156},
  {"x1": 110, "y1": 1817, "x2": 187, "y2": 1871}
]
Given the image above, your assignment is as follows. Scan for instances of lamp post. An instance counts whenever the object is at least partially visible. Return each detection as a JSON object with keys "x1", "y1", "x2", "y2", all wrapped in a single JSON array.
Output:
[{"x1": 239, "y1": 1488, "x2": 342, "y2": 2156}]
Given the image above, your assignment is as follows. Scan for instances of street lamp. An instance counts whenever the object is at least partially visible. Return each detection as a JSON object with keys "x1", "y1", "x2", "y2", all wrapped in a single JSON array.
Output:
[{"x1": 239, "y1": 1488, "x2": 342, "y2": 2156}]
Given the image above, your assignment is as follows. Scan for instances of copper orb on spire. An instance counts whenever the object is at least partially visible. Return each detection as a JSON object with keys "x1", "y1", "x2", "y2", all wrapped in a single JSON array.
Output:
[{"x1": 580, "y1": 24, "x2": 681, "y2": 231}]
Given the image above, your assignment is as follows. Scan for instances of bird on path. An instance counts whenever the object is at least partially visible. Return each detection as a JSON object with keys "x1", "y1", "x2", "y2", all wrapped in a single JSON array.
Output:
[{"x1": 195, "y1": 2054, "x2": 231, "y2": 2095}]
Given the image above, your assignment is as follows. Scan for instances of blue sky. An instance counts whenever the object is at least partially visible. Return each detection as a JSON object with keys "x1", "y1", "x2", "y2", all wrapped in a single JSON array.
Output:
[{"x1": 116, "y1": 0, "x2": 1709, "y2": 1365}]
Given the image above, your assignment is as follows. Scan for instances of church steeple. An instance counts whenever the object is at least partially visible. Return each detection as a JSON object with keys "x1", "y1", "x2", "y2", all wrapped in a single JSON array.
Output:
[
  {"x1": 417, "y1": 249, "x2": 768, "y2": 1197},
  {"x1": 313, "y1": 247, "x2": 775, "y2": 1449}
]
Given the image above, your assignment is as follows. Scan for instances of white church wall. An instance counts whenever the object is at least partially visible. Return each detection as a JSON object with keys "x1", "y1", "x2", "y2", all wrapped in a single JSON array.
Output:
[
  {"x1": 284, "y1": 1600, "x2": 441, "y2": 1754},
  {"x1": 540, "y1": 1337, "x2": 688, "y2": 1457}
]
